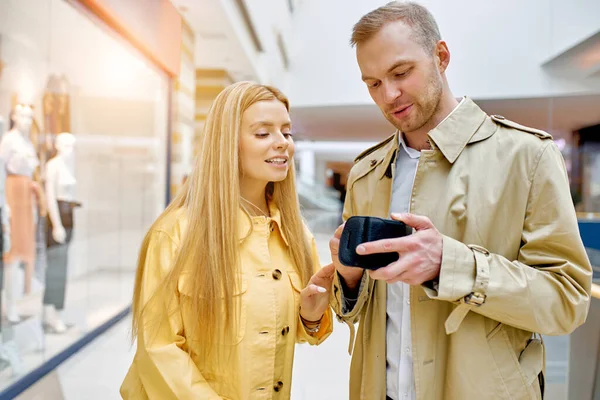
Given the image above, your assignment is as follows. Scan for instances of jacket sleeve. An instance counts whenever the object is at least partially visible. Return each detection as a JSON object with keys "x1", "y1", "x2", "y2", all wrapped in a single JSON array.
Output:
[
  {"x1": 130, "y1": 231, "x2": 222, "y2": 399},
  {"x1": 297, "y1": 229, "x2": 333, "y2": 345},
  {"x1": 425, "y1": 142, "x2": 592, "y2": 335},
  {"x1": 330, "y1": 167, "x2": 369, "y2": 324}
]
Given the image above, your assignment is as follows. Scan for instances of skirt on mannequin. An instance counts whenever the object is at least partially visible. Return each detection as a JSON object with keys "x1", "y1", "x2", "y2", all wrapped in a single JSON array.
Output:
[{"x1": 4, "y1": 175, "x2": 35, "y2": 265}]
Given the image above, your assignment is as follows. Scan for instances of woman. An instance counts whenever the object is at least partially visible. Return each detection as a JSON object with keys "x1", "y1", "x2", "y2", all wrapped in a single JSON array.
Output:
[{"x1": 121, "y1": 82, "x2": 334, "y2": 399}]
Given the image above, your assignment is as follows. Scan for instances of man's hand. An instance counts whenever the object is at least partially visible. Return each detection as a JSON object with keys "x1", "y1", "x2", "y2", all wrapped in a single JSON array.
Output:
[
  {"x1": 357, "y1": 213, "x2": 443, "y2": 285},
  {"x1": 329, "y1": 223, "x2": 364, "y2": 290}
]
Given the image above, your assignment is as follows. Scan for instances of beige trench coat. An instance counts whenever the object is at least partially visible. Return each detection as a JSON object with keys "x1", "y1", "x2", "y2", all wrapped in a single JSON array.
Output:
[{"x1": 331, "y1": 98, "x2": 592, "y2": 400}]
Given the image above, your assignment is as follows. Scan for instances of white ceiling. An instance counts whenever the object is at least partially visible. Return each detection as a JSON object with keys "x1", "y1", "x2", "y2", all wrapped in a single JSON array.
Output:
[
  {"x1": 167, "y1": 1, "x2": 600, "y2": 143},
  {"x1": 170, "y1": 0, "x2": 256, "y2": 81},
  {"x1": 291, "y1": 94, "x2": 600, "y2": 142}
]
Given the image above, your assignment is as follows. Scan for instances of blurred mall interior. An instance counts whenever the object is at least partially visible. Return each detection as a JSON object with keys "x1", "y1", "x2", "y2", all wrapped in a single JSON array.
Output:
[{"x1": 0, "y1": 0, "x2": 599, "y2": 398}]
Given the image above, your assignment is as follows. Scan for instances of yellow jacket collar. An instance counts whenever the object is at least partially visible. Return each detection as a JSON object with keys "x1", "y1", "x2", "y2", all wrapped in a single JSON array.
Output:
[{"x1": 238, "y1": 202, "x2": 289, "y2": 246}]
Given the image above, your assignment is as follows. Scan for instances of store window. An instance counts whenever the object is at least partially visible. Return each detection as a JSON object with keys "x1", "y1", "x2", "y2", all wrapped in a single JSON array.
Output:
[{"x1": 0, "y1": 0, "x2": 168, "y2": 387}]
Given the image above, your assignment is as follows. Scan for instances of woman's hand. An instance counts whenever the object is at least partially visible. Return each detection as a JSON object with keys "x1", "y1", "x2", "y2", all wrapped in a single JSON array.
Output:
[{"x1": 299, "y1": 263, "x2": 335, "y2": 322}]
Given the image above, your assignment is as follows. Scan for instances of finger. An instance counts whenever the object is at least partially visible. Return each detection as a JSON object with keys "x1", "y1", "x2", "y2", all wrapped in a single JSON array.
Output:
[
  {"x1": 329, "y1": 237, "x2": 340, "y2": 255},
  {"x1": 312, "y1": 263, "x2": 335, "y2": 281},
  {"x1": 303, "y1": 284, "x2": 327, "y2": 297},
  {"x1": 385, "y1": 272, "x2": 410, "y2": 285},
  {"x1": 333, "y1": 223, "x2": 345, "y2": 239},
  {"x1": 356, "y1": 236, "x2": 413, "y2": 255},
  {"x1": 391, "y1": 213, "x2": 434, "y2": 231},
  {"x1": 368, "y1": 257, "x2": 410, "y2": 281},
  {"x1": 311, "y1": 265, "x2": 336, "y2": 288}
]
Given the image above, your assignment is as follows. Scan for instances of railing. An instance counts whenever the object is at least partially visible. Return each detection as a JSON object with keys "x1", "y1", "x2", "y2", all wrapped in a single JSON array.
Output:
[
  {"x1": 296, "y1": 180, "x2": 342, "y2": 212},
  {"x1": 577, "y1": 212, "x2": 600, "y2": 221},
  {"x1": 592, "y1": 283, "x2": 600, "y2": 299}
]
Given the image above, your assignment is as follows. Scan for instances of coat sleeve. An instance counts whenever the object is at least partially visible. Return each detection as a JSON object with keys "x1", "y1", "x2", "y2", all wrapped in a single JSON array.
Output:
[
  {"x1": 122, "y1": 231, "x2": 222, "y2": 399},
  {"x1": 425, "y1": 142, "x2": 592, "y2": 335},
  {"x1": 330, "y1": 166, "x2": 370, "y2": 325},
  {"x1": 297, "y1": 228, "x2": 333, "y2": 345}
]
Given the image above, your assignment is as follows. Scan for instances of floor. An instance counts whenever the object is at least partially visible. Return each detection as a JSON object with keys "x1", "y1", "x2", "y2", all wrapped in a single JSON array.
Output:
[{"x1": 0, "y1": 269, "x2": 134, "y2": 395}]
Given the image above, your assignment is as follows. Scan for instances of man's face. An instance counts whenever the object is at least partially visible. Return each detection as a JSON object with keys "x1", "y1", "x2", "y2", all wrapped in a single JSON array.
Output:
[{"x1": 357, "y1": 20, "x2": 443, "y2": 134}]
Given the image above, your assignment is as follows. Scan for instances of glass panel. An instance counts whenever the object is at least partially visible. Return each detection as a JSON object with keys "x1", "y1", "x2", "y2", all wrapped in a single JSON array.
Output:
[{"x1": 0, "y1": 0, "x2": 167, "y2": 388}]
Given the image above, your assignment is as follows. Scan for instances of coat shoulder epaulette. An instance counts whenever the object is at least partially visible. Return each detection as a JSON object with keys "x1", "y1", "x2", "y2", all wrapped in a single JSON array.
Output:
[
  {"x1": 490, "y1": 115, "x2": 552, "y2": 140},
  {"x1": 354, "y1": 133, "x2": 396, "y2": 163}
]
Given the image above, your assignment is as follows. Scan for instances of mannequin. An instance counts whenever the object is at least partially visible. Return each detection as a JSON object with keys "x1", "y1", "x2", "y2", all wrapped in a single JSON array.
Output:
[
  {"x1": 43, "y1": 132, "x2": 79, "y2": 333},
  {"x1": 0, "y1": 116, "x2": 23, "y2": 375},
  {"x1": 0, "y1": 116, "x2": 9, "y2": 325},
  {"x1": 0, "y1": 116, "x2": 8, "y2": 324},
  {"x1": 0, "y1": 104, "x2": 40, "y2": 323}
]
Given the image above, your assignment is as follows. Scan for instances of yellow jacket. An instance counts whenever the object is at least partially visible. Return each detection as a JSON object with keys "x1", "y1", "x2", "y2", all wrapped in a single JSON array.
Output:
[
  {"x1": 331, "y1": 98, "x2": 591, "y2": 399},
  {"x1": 121, "y1": 205, "x2": 332, "y2": 399}
]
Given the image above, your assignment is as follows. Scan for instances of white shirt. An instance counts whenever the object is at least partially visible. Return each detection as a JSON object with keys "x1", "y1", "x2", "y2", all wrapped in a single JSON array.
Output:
[
  {"x1": 45, "y1": 156, "x2": 77, "y2": 201},
  {"x1": 0, "y1": 129, "x2": 39, "y2": 178},
  {"x1": 386, "y1": 98, "x2": 465, "y2": 400},
  {"x1": 386, "y1": 134, "x2": 420, "y2": 400}
]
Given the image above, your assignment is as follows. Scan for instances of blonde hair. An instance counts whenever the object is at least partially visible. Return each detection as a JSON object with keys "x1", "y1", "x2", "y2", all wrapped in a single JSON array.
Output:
[
  {"x1": 350, "y1": 1, "x2": 441, "y2": 53},
  {"x1": 131, "y1": 81, "x2": 313, "y2": 357}
]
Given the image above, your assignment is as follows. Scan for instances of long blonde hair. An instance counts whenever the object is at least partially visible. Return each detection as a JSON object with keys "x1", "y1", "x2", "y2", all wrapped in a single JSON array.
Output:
[{"x1": 131, "y1": 82, "x2": 313, "y2": 356}]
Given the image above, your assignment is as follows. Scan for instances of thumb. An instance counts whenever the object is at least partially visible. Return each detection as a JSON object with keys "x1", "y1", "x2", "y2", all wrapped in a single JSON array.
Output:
[{"x1": 391, "y1": 212, "x2": 434, "y2": 231}]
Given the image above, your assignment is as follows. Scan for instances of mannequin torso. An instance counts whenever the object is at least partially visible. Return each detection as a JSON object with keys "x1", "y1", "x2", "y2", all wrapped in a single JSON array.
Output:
[
  {"x1": 45, "y1": 156, "x2": 76, "y2": 202},
  {"x1": 45, "y1": 133, "x2": 77, "y2": 243},
  {"x1": 0, "y1": 128, "x2": 39, "y2": 178}
]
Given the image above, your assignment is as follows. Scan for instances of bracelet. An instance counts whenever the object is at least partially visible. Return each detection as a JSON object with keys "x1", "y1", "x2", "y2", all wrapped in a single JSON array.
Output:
[{"x1": 300, "y1": 314, "x2": 322, "y2": 334}]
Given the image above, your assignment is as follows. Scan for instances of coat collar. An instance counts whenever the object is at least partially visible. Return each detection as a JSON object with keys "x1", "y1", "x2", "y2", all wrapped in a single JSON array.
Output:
[
  {"x1": 376, "y1": 97, "x2": 497, "y2": 177},
  {"x1": 427, "y1": 97, "x2": 497, "y2": 164}
]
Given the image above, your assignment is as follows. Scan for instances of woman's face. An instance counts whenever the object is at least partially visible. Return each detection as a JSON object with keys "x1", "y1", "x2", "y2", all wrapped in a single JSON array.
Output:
[{"x1": 238, "y1": 99, "x2": 295, "y2": 189}]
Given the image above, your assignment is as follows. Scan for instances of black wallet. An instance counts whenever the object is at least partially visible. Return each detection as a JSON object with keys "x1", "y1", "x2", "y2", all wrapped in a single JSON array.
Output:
[{"x1": 339, "y1": 216, "x2": 412, "y2": 270}]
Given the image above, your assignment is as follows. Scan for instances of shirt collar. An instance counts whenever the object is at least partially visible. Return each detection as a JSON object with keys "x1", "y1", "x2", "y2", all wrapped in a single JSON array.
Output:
[
  {"x1": 397, "y1": 132, "x2": 421, "y2": 160},
  {"x1": 380, "y1": 97, "x2": 498, "y2": 177},
  {"x1": 396, "y1": 97, "x2": 467, "y2": 161}
]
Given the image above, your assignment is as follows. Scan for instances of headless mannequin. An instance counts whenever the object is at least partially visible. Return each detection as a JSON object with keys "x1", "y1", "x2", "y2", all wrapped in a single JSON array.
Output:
[
  {"x1": 0, "y1": 105, "x2": 40, "y2": 323},
  {"x1": 0, "y1": 117, "x2": 9, "y2": 325},
  {"x1": 0, "y1": 117, "x2": 23, "y2": 375},
  {"x1": 43, "y1": 133, "x2": 78, "y2": 333}
]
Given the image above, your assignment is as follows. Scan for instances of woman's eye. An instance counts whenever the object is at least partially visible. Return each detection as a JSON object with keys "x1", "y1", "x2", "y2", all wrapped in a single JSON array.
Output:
[{"x1": 255, "y1": 133, "x2": 269, "y2": 138}]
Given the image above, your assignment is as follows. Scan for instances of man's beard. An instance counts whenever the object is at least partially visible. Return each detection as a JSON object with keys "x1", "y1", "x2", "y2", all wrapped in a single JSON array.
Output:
[{"x1": 386, "y1": 71, "x2": 443, "y2": 134}]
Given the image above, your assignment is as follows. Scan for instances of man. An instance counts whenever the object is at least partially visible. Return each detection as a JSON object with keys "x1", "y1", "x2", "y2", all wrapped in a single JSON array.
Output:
[{"x1": 329, "y1": 2, "x2": 592, "y2": 400}]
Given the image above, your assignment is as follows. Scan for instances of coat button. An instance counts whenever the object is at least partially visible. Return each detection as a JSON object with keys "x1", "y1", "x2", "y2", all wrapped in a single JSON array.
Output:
[
  {"x1": 272, "y1": 269, "x2": 282, "y2": 280},
  {"x1": 281, "y1": 326, "x2": 290, "y2": 336},
  {"x1": 269, "y1": 221, "x2": 275, "y2": 232},
  {"x1": 492, "y1": 114, "x2": 505, "y2": 120},
  {"x1": 274, "y1": 381, "x2": 283, "y2": 392},
  {"x1": 370, "y1": 159, "x2": 377, "y2": 167}
]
